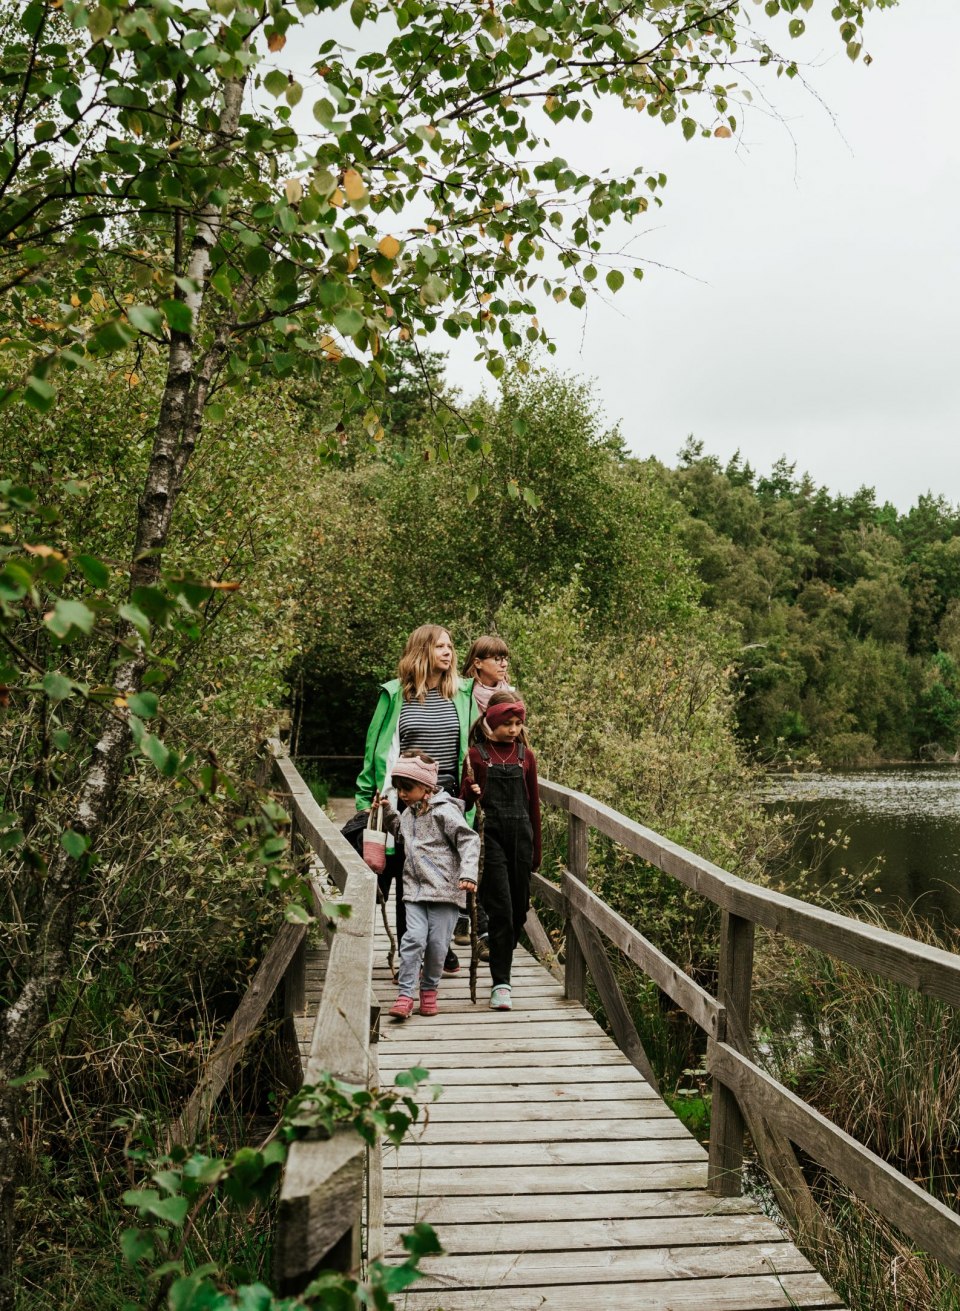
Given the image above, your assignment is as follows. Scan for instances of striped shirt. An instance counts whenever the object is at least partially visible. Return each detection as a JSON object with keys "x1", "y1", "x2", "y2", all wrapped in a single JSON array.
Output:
[{"x1": 398, "y1": 691, "x2": 461, "y2": 791}]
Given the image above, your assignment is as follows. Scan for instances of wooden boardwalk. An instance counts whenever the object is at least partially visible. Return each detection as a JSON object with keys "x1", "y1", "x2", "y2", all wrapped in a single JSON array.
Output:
[{"x1": 366, "y1": 921, "x2": 847, "y2": 1311}]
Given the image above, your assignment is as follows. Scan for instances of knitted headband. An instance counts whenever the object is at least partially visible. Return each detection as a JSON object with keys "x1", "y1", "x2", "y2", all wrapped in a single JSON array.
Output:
[
  {"x1": 485, "y1": 700, "x2": 526, "y2": 730},
  {"x1": 390, "y1": 755, "x2": 438, "y2": 790}
]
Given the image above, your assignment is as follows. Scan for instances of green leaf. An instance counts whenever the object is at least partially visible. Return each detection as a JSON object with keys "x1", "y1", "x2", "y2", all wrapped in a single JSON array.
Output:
[
  {"x1": 60, "y1": 829, "x2": 89, "y2": 859},
  {"x1": 350, "y1": 0, "x2": 366, "y2": 25},
  {"x1": 141, "y1": 734, "x2": 170, "y2": 772},
  {"x1": 87, "y1": 3, "x2": 113, "y2": 40},
  {"x1": 284, "y1": 902, "x2": 314, "y2": 924},
  {"x1": 119, "y1": 602, "x2": 150, "y2": 639},
  {"x1": 8, "y1": 1066, "x2": 48, "y2": 1089},
  {"x1": 789, "y1": 17, "x2": 805, "y2": 36},
  {"x1": 127, "y1": 691, "x2": 159, "y2": 719},
  {"x1": 205, "y1": 402, "x2": 226, "y2": 423},
  {"x1": 120, "y1": 1228, "x2": 155, "y2": 1266},
  {"x1": 127, "y1": 305, "x2": 163, "y2": 335},
  {"x1": 42, "y1": 671, "x2": 73, "y2": 701},
  {"x1": 263, "y1": 69, "x2": 288, "y2": 98},
  {"x1": 681, "y1": 117, "x2": 696, "y2": 141},
  {"x1": 25, "y1": 377, "x2": 56, "y2": 413},
  {"x1": 605, "y1": 269, "x2": 624, "y2": 293},
  {"x1": 334, "y1": 308, "x2": 365, "y2": 336},
  {"x1": 76, "y1": 554, "x2": 109, "y2": 587},
  {"x1": 45, "y1": 599, "x2": 95, "y2": 639},
  {"x1": 161, "y1": 300, "x2": 193, "y2": 333}
]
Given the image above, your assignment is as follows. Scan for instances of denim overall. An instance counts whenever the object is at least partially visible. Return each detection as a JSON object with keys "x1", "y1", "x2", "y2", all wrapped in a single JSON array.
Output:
[{"x1": 477, "y1": 742, "x2": 534, "y2": 987}]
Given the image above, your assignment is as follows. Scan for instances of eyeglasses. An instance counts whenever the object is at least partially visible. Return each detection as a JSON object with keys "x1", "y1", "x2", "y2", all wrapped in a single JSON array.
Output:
[{"x1": 490, "y1": 655, "x2": 509, "y2": 663}]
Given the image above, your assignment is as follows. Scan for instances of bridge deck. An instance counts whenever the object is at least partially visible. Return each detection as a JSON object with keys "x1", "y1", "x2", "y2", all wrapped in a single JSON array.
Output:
[{"x1": 365, "y1": 917, "x2": 847, "y2": 1311}]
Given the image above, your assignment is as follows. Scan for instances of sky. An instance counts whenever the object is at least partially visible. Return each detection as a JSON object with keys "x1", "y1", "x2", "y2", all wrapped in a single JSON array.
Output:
[{"x1": 432, "y1": 1, "x2": 960, "y2": 511}]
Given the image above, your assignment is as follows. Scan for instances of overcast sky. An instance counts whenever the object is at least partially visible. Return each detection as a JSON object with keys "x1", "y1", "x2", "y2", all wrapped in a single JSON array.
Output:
[{"x1": 436, "y1": 1, "x2": 960, "y2": 511}]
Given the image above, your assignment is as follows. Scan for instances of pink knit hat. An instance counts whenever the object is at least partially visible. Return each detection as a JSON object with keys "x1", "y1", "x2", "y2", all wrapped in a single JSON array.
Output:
[
  {"x1": 485, "y1": 699, "x2": 526, "y2": 731},
  {"x1": 390, "y1": 754, "x2": 439, "y2": 790}
]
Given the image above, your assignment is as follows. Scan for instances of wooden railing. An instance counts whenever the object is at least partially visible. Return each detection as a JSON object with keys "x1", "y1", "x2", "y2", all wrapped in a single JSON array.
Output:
[
  {"x1": 268, "y1": 741, "x2": 379, "y2": 1291},
  {"x1": 530, "y1": 778, "x2": 960, "y2": 1277}
]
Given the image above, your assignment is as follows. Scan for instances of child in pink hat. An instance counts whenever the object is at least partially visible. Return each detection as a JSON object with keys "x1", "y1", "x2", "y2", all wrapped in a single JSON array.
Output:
[{"x1": 380, "y1": 750, "x2": 479, "y2": 1019}]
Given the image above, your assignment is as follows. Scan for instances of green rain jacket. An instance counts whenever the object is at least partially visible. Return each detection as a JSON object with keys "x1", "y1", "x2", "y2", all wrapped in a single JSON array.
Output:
[{"x1": 354, "y1": 676, "x2": 477, "y2": 813}]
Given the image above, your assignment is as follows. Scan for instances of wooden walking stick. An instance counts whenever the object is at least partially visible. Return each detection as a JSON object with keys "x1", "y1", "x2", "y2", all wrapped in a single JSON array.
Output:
[{"x1": 464, "y1": 753, "x2": 485, "y2": 1005}]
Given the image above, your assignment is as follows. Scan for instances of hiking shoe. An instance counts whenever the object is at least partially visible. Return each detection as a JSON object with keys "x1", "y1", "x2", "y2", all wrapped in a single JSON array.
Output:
[
  {"x1": 453, "y1": 916, "x2": 471, "y2": 945},
  {"x1": 442, "y1": 950, "x2": 460, "y2": 976},
  {"x1": 490, "y1": 984, "x2": 512, "y2": 1011},
  {"x1": 477, "y1": 935, "x2": 489, "y2": 961},
  {"x1": 389, "y1": 995, "x2": 415, "y2": 1020},
  {"x1": 419, "y1": 988, "x2": 439, "y2": 1016}
]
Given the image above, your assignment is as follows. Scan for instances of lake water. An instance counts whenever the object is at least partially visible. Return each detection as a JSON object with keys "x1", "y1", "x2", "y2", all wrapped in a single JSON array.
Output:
[{"x1": 765, "y1": 764, "x2": 960, "y2": 927}]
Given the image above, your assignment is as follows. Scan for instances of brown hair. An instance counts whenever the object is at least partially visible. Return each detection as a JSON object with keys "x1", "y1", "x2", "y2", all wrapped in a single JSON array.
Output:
[
  {"x1": 463, "y1": 634, "x2": 509, "y2": 676},
  {"x1": 397, "y1": 625, "x2": 458, "y2": 702},
  {"x1": 471, "y1": 689, "x2": 531, "y2": 747}
]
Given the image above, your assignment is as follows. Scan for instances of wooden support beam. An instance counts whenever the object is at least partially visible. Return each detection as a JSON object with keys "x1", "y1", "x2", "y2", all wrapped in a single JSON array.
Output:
[
  {"x1": 710, "y1": 1039, "x2": 960, "y2": 1277},
  {"x1": 570, "y1": 913, "x2": 659, "y2": 1094},
  {"x1": 523, "y1": 906, "x2": 563, "y2": 983},
  {"x1": 707, "y1": 911, "x2": 753, "y2": 1196},
  {"x1": 172, "y1": 920, "x2": 307, "y2": 1145},
  {"x1": 564, "y1": 814, "x2": 588, "y2": 1005}
]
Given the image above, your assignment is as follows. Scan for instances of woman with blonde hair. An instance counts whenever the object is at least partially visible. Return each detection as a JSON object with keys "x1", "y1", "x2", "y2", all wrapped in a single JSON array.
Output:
[{"x1": 356, "y1": 624, "x2": 476, "y2": 971}]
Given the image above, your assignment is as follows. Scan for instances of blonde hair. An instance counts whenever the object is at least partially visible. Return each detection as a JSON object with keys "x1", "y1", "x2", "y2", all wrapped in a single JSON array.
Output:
[
  {"x1": 397, "y1": 625, "x2": 458, "y2": 702},
  {"x1": 463, "y1": 633, "x2": 509, "y2": 676}
]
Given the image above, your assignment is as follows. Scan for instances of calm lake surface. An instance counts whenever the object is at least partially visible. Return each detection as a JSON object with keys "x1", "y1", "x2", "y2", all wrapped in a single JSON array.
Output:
[{"x1": 765, "y1": 764, "x2": 960, "y2": 927}]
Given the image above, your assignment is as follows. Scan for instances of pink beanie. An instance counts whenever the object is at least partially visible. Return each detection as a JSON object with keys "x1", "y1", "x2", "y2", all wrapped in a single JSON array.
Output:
[
  {"x1": 485, "y1": 700, "x2": 526, "y2": 731},
  {"x1": 390, "y1": 754, "x2": 438, "y2": 790}
]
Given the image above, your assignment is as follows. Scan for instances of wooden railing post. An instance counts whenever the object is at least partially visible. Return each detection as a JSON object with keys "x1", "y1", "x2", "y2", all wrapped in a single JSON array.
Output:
[
  {"x1": 564, "y1": 813, "x2": 588, "y2": 1004},
  {"x1": 708, "y1": 910, "x2": 754, "y2": 1195}
]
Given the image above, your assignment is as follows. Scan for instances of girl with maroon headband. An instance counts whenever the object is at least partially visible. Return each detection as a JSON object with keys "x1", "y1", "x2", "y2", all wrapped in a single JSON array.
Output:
[{"x1": 461, "y1": 691, "x2": 542, "y2": 1010}]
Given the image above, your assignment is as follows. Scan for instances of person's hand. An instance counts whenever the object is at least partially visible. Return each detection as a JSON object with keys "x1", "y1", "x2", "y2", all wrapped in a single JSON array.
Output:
[
  {"x1": 459, "y1": 879, "x2": 477, "y2": 892},
  {"x1": 469, "y1": 782, "x2": 481, "y2": 797}
]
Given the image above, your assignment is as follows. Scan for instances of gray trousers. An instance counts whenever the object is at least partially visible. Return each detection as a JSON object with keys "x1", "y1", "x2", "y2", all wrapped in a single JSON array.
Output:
[{"x1": 398, "y1": 901, "x2": 460, "y2": 996}]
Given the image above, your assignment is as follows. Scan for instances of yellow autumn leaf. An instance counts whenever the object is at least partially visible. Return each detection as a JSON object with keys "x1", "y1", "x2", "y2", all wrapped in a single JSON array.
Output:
[
  {"x1": 124, "y1": 372, "x2": 140, "y2": 387},
  {"x1": 378, "y1": 235, "x2": 401, "y2": 259},
  {"x1": 267, "y1": 31, "x2": 286, "y2": 51},
  {"x1": 343, "y1": 169, "x2": 367, "y2": 204},
  {"x1": 714, "y1": 125, "x2": 732, "y2": 138},
  {"x1": 330, "y1": 188, "x2": 344, "y2": 207},
  {"x1": 70, "y1": 294, "x2": 80, "y2": 307},
  {"x1": 346, "y1": 247, "x2": 359, "y2": 272},
  {"x1": 544, "y1": 96, "x2": 556, "y2": 112},
  {"x1": 284, "y1": 177, "x2": 303, "y2": 204}
]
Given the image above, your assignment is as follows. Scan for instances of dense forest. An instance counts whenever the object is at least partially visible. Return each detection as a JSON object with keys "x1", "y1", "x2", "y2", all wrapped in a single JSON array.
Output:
[{"x1": 664, "y1": 440, "x2": 960, "y2": 764}]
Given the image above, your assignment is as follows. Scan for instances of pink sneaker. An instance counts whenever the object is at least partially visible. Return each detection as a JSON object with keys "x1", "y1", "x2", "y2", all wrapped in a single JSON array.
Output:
[
  {"x1": 419, "y1": 989, "x2": 439, "y2": 1016},
  {"x1": 389, "y1": 995, "x2": 415, "y2": 1020}
]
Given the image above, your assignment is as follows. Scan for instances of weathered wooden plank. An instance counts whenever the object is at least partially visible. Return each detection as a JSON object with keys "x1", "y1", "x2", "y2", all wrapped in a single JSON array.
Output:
[
  {"x1": 398, "y1": 1116, "x2": 691, "y2": 1143},
  {"x1": 402, "y1": 1080, "x2": 661, "y2": 1103},
  {"x1": 378, "y1": 1007, "x2": 595, "y2": 1027},
  {"x1": 382, "y1": 1161, "x2": 708, "y2": 1196},
  {"x1": 386, "y1": 1138, "x2": 706, "y2": 1169},
  {"x1": 564, "y1": 872, "x2": 725, "y2": 1039},
  {"x1": 380, "y1": 1047, "x2": 628, "y2": 1069},
  {"x1": 390, "y1": 1063, "x2": 652, "y2": 1085},
  {"x1": 384, "y1": 1211, "x2": 787, "y2": 1253},
  {"x1": 397, "y1": 1273, "x2": 846, "y2": 1310},
  {"x1": 276, "y1": 1129, "x2": 364, "y2": 1288},
  {"x1": 407, "y1": 1240, "x2": 812, "y2": 1288},
  {"x1": 710, "y1": 1039, "x2": 960, "y2": 1277},
  {"x1": 570, "y1": 909, "x2": 660, "y2": 1092},
  {"x1": 539, "y1": 777, "x2": 960, "y2": 1008},
  {"x1": 173, "y1": 920, "x2": 306, "y2": 1144},
  {"x1": 382, "y1": 1033, "x2": 623, "y2": 1054},
  {"x1": 383, "y1": 1188, "x2": 758, "y2": 1226},
  {"x1": 530, "y1": 870, "x2": 565, "y2": 913},
  {"x1": 366, "y1": 1041, "x2": 384, "y2": 1264},
  {"x1": 419, "y1": 1099, "x2": 672, "y2": 1123}
]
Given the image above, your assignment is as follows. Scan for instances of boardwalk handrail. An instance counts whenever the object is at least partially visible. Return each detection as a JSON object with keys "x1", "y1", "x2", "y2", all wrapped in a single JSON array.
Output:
[
  {"x1": 532, "y1": 776, "x2": 960, "y2": 1277},
  {"x1": 268, "y1": 740, "x2": 378, "y2": 1290}
]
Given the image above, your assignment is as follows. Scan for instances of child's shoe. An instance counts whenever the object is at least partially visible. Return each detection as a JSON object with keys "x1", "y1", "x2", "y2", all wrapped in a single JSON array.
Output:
[
  {"x1": 453, "y1": 916, "x2": 471, "y2": 945},
  {"x1": 442, "y1": 949, "x2": 460, "y2": 976},
  {"x1": 490, "y1": 984, "x2": 512, "y2": 1011},
  {"x1": 419, "y1": 989, "x2": 439, "y2": 1016},
  {"x1": 389, "y1": 995, "x2": 415, "y2": 1020}
]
